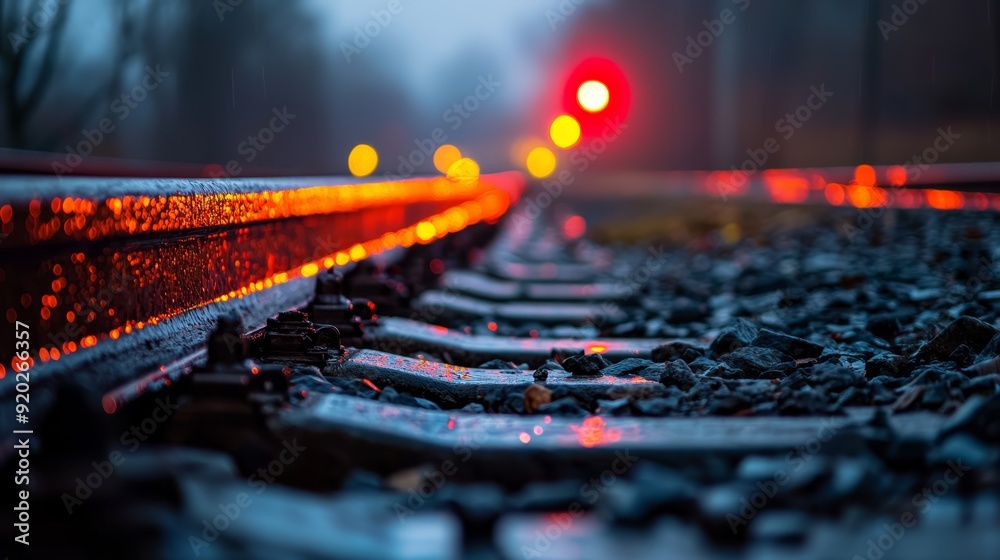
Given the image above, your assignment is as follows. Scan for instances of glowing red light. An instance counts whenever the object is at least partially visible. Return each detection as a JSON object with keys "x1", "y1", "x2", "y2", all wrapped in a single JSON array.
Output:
[
  {"x1": 429, "y1": 258, "x2": 445, "y2": 275},
  {"x1": 569, "y1": 416, "x2": 622, "y2": 448},
  {"x1": 887, "y1": 165, "x2": 908, "y2": 187},
  {"x1": 563, "y1": 215, "x2": 586, "y2": 239},
  {"x1": 854, "y1": 164, "x2": 877, "y2": 187},
  {"x1": 825, "y1": 183, "x2": 846, "y2": 206},
  {"x1": 562, "y1": 58, "x2": 630, "y2": 137}
]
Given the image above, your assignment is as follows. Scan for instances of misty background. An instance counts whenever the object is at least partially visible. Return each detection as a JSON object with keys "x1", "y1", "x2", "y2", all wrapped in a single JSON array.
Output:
[{"x1": 1, "y1": 0, "x2": 998, "y2": 177}]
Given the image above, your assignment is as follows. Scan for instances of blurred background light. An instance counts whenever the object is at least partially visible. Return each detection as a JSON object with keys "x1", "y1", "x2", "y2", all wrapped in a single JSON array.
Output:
[
  {"x1": 447, "y1": 157, "x2": 480, "y2": 185},
  {"x1": 433, "y1": 144, "x2": 463, "y2": 174},
  {"x1": 526, "y1": 146, "x2": 557, "y2": 178},
  {"x1": 577, "y1": 80, "x2": 610, "y2": 113},
  {"x1": 550, "y1": 115, "x2": 581, "y2": 149},
  {"x1": 348, "y1": 144, "x2": 379, "y2": 177}
]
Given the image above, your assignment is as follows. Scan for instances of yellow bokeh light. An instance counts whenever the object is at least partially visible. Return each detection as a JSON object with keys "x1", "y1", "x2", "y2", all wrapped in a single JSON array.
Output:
[
  {"x1": 577, "y1": 80, "x2": 610, "y2": 113},
  {"x1": 549, "y1": 115, "x2": 581, "y2": 149},
  {"x1": 433, "y1": 144, "x2": 462, "y2": 174},
  {"x1": 510, "y1": 135, "x2": 545, "y2": 167},
  {"x1": 526, "y1": 147, "x2": 557, "y2": 178},
  {"x1": 415, "y1": 221, "x2": 437, "y2": 241},
  {"x1": 348, "y1": 144, "x2": 378, "y2": 177},
  {"x1": 447, "y1": 157, "x2": 480, "y2": 186}
]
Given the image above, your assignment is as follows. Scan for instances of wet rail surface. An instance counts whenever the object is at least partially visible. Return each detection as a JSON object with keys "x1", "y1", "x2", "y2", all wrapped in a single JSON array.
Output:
[{"x1": 6, "y1": 168, "x2": 1000, "y2": 560}]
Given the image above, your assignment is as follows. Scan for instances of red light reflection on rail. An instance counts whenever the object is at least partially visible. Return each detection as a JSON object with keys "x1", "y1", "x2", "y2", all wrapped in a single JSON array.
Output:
[
  {"x1": 4, "y1": 175, "x2": 519, "y2": 368},
  {"x1": 569, "y1": 416, "x2": 622, "y2": 448}
]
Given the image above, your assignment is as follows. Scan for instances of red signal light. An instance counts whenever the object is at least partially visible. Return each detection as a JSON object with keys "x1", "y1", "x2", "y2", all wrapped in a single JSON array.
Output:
[{"x1": 562, "y1": 58, "x2": 630, "y2": 134}]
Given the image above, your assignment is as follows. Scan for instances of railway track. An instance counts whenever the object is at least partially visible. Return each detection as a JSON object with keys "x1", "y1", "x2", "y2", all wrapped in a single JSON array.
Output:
[{"x1": 3, "y1": 168, "x2": 1000, "y2": 559}]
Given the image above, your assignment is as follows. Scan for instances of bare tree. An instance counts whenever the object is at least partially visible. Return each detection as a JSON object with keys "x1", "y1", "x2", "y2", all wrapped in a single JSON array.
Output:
[
  {"x1": 0, "y1": 0, "x2": 147, "y2": 150},
  {"x1": 0, "y1": 0, "x2": 73, "y2": 147}
]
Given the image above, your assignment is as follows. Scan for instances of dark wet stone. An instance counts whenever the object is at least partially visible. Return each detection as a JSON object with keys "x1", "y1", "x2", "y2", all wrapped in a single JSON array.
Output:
[
  {"x1": 710, "y1": 318, "x2": 759, "y2": 358},
  {"x1": 535, "y1": 397, "x2": 589, "y2": 417},
  {"x1": 651, "y1": 341, "x2": 704, "y2": 363},
  {"x1": 866, "y1": 352, "x2": 909, "y2": 378},
  {"x1": 658, "y1": 359, "x2": 698, "y2": 390},
  {"x1": 562, "y1": 353, "x2": 611, "y2": 377},
  {"x1": 965, "y1": 374, "x2": 1000, "y2": 396},
  {"x1": 777, "y1": 390, "x2": 838, "y2": 416},
  {"x1": 708, "y1": 393, "x2": 754, "y2": 415},
  {"x1": 937, "y1": 393, "x2": 1000, "y2": 443},
  {"x1": 609, "y1": 320, "x2": 645, "y2": 337},
  {"x1": 633, "y1": 395, "x2": 682, "y2": 416},
  {"x1": 833, "y1": 386, "x2": 863, "y2": 408},
  {"x1": 688, "y1": 356, "x2": 720, "y2": 374},
  {"x1": 705, "y1": 362, "x2": 745, "y2": 380},
  {"x1": 735, "y1": 270, "x2": 792, "y2": 295},
  {"x1": 965, "y1": 355, "x2": 1000, "y2": 378},
  {"x1": 551, "y1": 347, "x2": 585, "y2": 364},
  {"x1": 501, "y1": 392, "x2": 526, "y2": 414},
  {"x1": 719, "y1": 346, "x2": 795, "y2": 377},
  {"x1": 532, "y1": 360, "x2": 564, "y2": 382},
  {"x1": 865, "y1": 312, "x2": 913, "y2": 341},
  {"x1": 601, "y1": 358, "x2": 654, "y2": 377},
  {"x1": 920, "y1": 385, "x2": 950, "y2": 410},
  {"x1": 596, "y1": 397, "x2": 632, "y2": 416},
  {"x1": 460, "y1": 403, "x2": 486, "y2": 413},
  {"x1": 377, "y1": 386, "x2": 400, "y2": 402},
  {"x1": 915, "y1": 316, "x2": 1000, "y2": 362},
  {"x1": 478, "y1": 359, "x2": 521, "y2": 371},
  {"x1": 909, "y1": 364, "x2": 970, "y2": 390},
  {"x1": 687, "y1": 377, "x2": 731, "y2": 402},
  {"x1": 974, "y1": 333, "x2": 1000, "y2": 363},
  {"x1": 947, "y1": 344, "x2": 977, "y2": 368},
  {"x1": 668, "y1": 298, "x2": 710, "y2": 323},
  {"x1": 345, "y1": 378, "x2": 379, "y2": 399},
  {"x1": 378, "y1": 386, "x2": 441, "y2": 410},
  {"x1": 752, "y1": 328, "x2": 824, "y2": 359},
  {"x1": 402, "y1": 394, "x2": 443, "y2": 411},
  {"x1": 808, "y1": 362, "x2": 864, "y2": 392}
]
